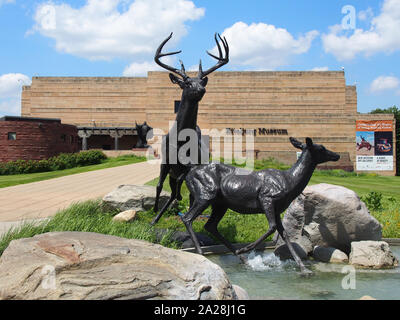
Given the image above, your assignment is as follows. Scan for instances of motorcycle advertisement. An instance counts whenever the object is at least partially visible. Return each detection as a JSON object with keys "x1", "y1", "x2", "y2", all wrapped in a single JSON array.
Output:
[{"x1": 356, "y1": 120, "x2": 394, "y2": 171}]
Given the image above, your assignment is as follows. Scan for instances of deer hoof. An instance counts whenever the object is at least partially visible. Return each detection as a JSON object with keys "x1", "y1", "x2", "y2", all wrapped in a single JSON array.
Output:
[
  {"x1": 236, "y1": 247, "x2": 249, "y2": 255},
  {"x1": 238, "y1": 255, "x2": 247, "y2": 264},
  {"x1": 299, "y1": 268, "x2": 314, "y2": 278}
]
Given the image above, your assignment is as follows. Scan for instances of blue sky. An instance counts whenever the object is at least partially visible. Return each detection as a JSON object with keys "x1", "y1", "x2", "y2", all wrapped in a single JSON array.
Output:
[{"x1": 0, "y1": 0, "x2": 399, "y2": 116}]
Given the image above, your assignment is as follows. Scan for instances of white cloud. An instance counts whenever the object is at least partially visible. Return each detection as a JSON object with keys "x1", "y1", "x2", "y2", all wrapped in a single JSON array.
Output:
[
  {"x1": 215, "y1": 22, "x2": 318, "y2": 70},
  {"x1": 310, "y1": 66, "x2": 329, "y2": 71},
  {"x1": 0, "y1": 99, "x2": 20, "y2": 116},
  {"x1": 322, "y1": 0, "x2": 400, "y2": 61},
  {"x1": 123, "y1": 61, "x2": 160, "y2": 77},
  {"x1": 0, "y1": 73, "x2": 31, "y2": 116},
  {"x1": 31, "y1": 0, "x2": 205, "y2": 65},
  {"x1": 358, "y1": 7, "x2": 374, "y2": 21},
  {"x1": 370, "y1": 75, "x2": 400, "y2": 94},
  {"x1": 123, "y1": 55, "x2": 177, "y2": 76}
]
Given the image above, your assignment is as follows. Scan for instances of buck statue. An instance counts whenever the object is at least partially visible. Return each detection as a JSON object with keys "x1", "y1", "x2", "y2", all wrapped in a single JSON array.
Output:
[
  {"x1": 179, "y1": 137, "x2": 340, "y2": 276},
  {"x1": 152, "y1": 32, "x2": 229, "y2": 225}
]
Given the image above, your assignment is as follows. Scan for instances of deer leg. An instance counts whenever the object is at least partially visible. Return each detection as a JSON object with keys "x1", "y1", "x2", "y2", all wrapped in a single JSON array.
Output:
[
  {"x1": 204, "y1": 204, "x2": 238, "y2": 254},
  {"x1": 151, "y1": 176, "x2": 177, "y2": 226},
  {"x1": 235, "y1": 201, "x2": 277, "y2": 255},
  {"x1": 153, "y1": 163, "x2": 169, "y2": 213},
  {"x1": 276, "y1": 219, "x2": 313, "y2": 277},
  {"x1": 180, "y1": 199, "x2": 210, "y2": 255},
  {"x1": 175, "y1": 172, "x2": 186, "y2": 201},
  {"x1": 189, "y1": 193, "x2": 194, "y2": 208}
]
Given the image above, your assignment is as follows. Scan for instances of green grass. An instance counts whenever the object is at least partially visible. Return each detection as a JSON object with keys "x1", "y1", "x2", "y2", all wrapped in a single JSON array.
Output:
[
  {"x1": 310, "y1": 174, "x2": 400, "y2": 198},
  {"x1": 0, "y1": 199, "x2": 179, "y2": 256},
  {"x1": 1, "y1": 158, "x2": 399, "y2": 256},
  {"x1": 0, "y1": 154, "x2": 146, "y2": 189},
  {"x1": 144, "y1": 159, "x2": 400, "y2": 242}
]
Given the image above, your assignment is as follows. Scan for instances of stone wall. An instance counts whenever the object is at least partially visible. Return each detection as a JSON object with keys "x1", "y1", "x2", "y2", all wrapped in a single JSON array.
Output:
[
  {"x1": 0, "y1": 118, "x2": 79, "y2": 162},
  {"x1": 22, "y1": 77, "x2": 148, "y2": 127},
  {"x1": 145, "y1": 71, "x2": 356, "y2": 170},
  {"x1": 20, "y1": 71, "x2": 396, "y2": 173}
]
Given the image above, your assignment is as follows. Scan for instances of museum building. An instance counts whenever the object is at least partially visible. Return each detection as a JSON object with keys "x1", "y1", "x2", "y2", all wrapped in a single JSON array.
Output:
[{"x1": 15, "y1": 71, "x2": 397, "y2": 175}]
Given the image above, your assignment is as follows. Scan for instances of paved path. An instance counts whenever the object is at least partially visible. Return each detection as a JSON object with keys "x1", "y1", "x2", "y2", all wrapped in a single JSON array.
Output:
[{"x1": 0, "y1": 161, "x2": 160, "y2": 223}]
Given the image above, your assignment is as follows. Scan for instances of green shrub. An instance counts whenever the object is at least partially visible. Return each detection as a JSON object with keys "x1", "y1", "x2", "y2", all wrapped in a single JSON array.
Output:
[
  {"x1": 0, "y1": 150, "x2": 107, "y2": 175},
  {"x1": 361, "y1": 191, "x2": 384, "y2": 211}
]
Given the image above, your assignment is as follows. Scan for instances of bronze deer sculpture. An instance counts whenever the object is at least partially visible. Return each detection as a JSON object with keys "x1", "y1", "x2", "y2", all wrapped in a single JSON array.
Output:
[
  {"x1": 179, "y1": 137, "x2": 340, "y2": 275},
  {"x1": 134, "y1": 121, "x2": 153, "y2": 149},
  {"x1": 152, "y1": 32, "x2": 229, "y2": 225}
]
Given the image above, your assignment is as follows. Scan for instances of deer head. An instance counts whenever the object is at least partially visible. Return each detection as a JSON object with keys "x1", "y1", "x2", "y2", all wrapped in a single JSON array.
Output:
[
  {"x1": 154, "y1": 32, "x2": 229, "y2": 102},
  {"x1": 290, "y1": 137, "x2": 340, "y2": 164}
]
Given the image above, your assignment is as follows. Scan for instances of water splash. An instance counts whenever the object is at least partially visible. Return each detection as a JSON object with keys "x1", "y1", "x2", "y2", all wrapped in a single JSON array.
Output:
[{"x1": 245, "y1": 251, "x2": 296, "y2": 272}]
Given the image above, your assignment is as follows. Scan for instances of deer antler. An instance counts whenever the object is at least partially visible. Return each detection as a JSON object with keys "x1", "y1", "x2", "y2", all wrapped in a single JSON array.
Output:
[
  {"x1": 198, "y1": 33, "x2": 229, "y2": 79},
  {"x1": 154, "y1": 33, "x2": 187, "y2": 79}
]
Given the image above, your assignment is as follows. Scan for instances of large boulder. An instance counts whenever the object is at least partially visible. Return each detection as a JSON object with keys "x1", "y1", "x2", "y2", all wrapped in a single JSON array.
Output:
[
  {"x1": 102, "y1": 184, "x2": 171, "y2": 212},
  {"x1": 349, "y1": 241, "x2": 399, "y2": 269},
  {"x1": 274, "y1": 184, "x2": 382, "y2": 256},
  {"x1": 0, "y1": 232, "x2": 237, "y2": 300}
]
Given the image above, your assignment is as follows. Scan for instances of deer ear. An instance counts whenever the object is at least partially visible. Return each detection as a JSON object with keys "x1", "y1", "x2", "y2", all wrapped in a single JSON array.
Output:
[
  {"x1": 289, "y1": 137, "x2": 303, "y2": 150},
  {"x1": 201, "y1": 77, "x2": 208, "y2": 87},
  {"x1": 306, "y1": 137, "x2": 313, "y2": 148},
  {"x1": 169, "y1": 73, "x2": 185, "y2": 88}
]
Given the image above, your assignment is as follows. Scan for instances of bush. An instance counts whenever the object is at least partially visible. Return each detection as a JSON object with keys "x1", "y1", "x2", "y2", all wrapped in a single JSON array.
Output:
[
  {"x1": 361, "y1": 191, "x2": 383, "y2": 211},
  {"x1": 0, "y1": 150, "x2": 107, "y2": 175}
]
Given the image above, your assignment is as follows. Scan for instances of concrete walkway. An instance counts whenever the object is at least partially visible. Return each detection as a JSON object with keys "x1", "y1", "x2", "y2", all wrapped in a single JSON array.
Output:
[{"x1": 0, "y1": 161, "x2": 160, "y2": 223}]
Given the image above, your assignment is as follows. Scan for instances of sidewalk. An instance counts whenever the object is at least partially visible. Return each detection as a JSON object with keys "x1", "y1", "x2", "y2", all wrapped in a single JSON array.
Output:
[{"x1": 0, "y1": 161, "x2": 160, "y2": 223}]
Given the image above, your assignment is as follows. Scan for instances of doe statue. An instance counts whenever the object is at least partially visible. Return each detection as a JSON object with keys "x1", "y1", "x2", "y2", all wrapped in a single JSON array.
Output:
[
  {"x1": 179, "y1": 137, "x2": 340, "y2": 276},
  {"x1": 152, "y1": 32, "x2": 229, "y2": 225}
]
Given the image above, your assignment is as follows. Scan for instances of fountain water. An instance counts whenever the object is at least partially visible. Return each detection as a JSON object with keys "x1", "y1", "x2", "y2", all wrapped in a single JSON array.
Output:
[{"x1": 207, "y1": 247, "x2": 400, "y2": 300}]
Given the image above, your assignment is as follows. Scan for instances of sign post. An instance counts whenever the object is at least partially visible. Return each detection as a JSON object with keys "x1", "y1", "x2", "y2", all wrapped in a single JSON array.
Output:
[{"x1": 356, "y1": 120, "x2": 394, "y2": 171}]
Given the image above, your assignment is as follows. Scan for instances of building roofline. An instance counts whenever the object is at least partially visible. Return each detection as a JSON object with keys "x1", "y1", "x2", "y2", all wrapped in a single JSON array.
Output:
[{"x1": 0, "y1": 116, "x2": 62, "y2": 123}]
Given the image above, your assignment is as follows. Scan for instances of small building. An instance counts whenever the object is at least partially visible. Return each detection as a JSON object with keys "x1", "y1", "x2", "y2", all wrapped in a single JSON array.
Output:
[{"x1": 0, "y1": 116, "x2": 80, "y2": 162}]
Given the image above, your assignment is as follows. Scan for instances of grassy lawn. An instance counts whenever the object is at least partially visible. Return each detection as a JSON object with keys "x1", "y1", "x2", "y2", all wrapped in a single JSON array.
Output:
[
  {"x1": 1, "y1": 160, "x2": 399, "y2": 256},
  {"x1": 0, "y1": 200, "x2": 180, "y2": 256},
  {"x1": 143, "y1": 164, "x2": 400, "y2": 242},
  {"x1": 0, "y1": 154, "x2": 146, "y2": 189},
  {"x1": 310, "y1": 174, "x2": 400, "y2": 198}
]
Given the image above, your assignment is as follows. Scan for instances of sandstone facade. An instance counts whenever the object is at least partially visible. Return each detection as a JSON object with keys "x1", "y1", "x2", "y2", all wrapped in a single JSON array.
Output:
[{"x1": 20, "y1": 72, "x2": 397, "y2": 174}]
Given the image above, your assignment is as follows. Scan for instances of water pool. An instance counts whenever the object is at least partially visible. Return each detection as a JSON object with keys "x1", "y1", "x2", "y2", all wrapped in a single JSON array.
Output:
[{"x1": 207, "y1": 247, "x2": 400, "y2": 300}]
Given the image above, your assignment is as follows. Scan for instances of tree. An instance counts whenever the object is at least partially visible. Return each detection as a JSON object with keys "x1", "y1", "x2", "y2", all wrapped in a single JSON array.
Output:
[{"x1": 370, "y1": 106, "x2": 399, "y2": 175}]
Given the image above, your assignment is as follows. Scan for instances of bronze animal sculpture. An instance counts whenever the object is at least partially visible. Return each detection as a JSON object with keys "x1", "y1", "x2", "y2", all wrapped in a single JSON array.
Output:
[
  {"x1": 152, "y1": 32, "x2": 229, "y2": 225},
  {"x1": 179, "y1": 137, "x2": 340, "y2": 275},
  {"x1": 134, "y1": 121, "x2": 153, "y2": 148}
]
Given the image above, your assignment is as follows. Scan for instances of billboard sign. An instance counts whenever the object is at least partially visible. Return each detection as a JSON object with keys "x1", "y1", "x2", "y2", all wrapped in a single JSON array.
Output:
[{"x1": 356, "y1": 120, "x2": 394, "y2": 171}]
